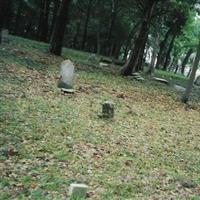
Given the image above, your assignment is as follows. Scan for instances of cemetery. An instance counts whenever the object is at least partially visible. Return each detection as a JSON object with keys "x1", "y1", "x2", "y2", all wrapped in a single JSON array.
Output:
[
  {"x1": 0, "y1": 0, "x2": 200, "y2": 199},
  {"x1": 1, "y1": 36, "x2": 200, "y2": 200}
]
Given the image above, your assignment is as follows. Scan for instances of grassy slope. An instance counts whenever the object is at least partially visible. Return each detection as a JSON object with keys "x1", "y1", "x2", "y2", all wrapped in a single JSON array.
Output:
[{"x1": 1, "y1": 36, "x2": 200, "y2": 200}]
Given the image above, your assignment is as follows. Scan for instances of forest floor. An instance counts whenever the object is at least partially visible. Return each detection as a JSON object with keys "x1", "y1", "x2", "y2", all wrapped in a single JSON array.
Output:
[{"x1": 1, "y1": 36, "x2": 200, "y2": 200}]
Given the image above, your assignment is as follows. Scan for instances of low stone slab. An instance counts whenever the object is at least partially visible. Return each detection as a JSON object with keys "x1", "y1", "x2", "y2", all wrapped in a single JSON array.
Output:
[
  {"x1": 99, "y1": 62, "x2": 109, "y2": 67},
  {"x1": 151, "y1": 77, "x2": 169, "y2": 85},
  {"x1": 135, "y1": 77, "x2": 144, "y2": 81},
  {"x1": 132, "y1": 72, "x2": 141, "y2": 77},
  {"x1": 127, "y1": 74, "x2": 144, "y2": 81},
  {"x1": 173, "y1": 84, "x2": 186, "y2": 93}
]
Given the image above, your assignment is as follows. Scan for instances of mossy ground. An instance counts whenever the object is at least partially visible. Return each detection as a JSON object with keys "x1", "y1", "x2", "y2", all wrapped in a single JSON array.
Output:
[{"x1": 0, "y1": 36, "x2": 200, "y2": 200}]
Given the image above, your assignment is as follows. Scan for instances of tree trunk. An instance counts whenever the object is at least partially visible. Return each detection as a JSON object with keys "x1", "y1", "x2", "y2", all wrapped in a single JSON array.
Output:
[
  {"x1": 146, "y1": 47, "x2": 157, "y2": 75},
  {"x1": 14, "y1": 0, "x2": 24, "y2": 35},
  {"x1": 96, "y1": 21, "x2": 101, "y2": 55},
  {"x1": 163, "y1": 34, "x2": 176, "y2": 71},
  {"x1": 121, "y1": 0, "x2": 157, "y2": 76},
  {"x1": 187, "y1": 68, "x2": 192, "y2": 77},
  {"x1": 155, "y1": 28, "x2": 171, "y2": 69},
  {"x1": 181, "y1": 48, "x2": 193, "y2": 75},
  {"x1": 49, "y1": 0, "x2": 60, "y2": 41},
  {"x1": 106, "y1": 0, "x2": 118, "y2": 56},
  {"x1": 181, "y1": 41, "x2": 200, "y2": 103},
  {"x1": 38, "y1": 0, "x2": 51, "y2": 42},
  {"x1": 50, "y1": 0, "x2": 71, "y2": 56},
  {"x1": 81, "y1": 0, "x2": 92, "y2": 50},
  {"x1": 174, "y1": 63, "x2": 179, "y2": 74},
  {"x1": 136, "y1": 32, "x2": 149, "y2": 72},
  {"x1": 123, "y1": 22, "x2": 140, "y2": 61}
]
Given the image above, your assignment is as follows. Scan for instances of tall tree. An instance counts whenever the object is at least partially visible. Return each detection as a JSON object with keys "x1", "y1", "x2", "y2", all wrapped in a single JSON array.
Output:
[
  {"x1": 181, "y1": 48, "x2": 193, "y2": 74},
  {"x1": 50, "y1": 0, "x2": 71, "y2": 55},
  {"x1": 181, "y1": 40, "x2": 200, "y2": 103},
  {"x1": 163, "y1": 34, "x2": 176, "y2": 71},
  {"x1": 37, "y1": 0, "x2": 51, "y2": 42},
  {"x1": 121, "y1": 0, "x2": 158, "y2": 76},
  {"x1": 81, "y1": 0, "x2": 93, "y2": 50}
]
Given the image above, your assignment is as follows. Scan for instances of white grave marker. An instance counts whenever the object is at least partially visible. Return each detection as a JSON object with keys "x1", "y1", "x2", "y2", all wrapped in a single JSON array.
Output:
[{"x1": 58, "y1": 60, "x2": 75, "y2": 93}]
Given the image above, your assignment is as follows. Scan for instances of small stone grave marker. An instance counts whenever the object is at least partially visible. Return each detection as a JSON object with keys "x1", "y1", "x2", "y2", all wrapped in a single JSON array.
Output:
[
  {"x1": 87, "y1": 53, "x2": 98, "y2": 63},
  {"x1": 102, "y1": 101, "x2": 114, "y2": 118},
  {"x1": 69, "y1": 183, "x2": 88, "y2": 199},
  {"x1": 58, "y1": 60, "x2": 75, "y2": 93},
  {"x1": 1, "y1": 29, "x2": 9, "y2": 44}
]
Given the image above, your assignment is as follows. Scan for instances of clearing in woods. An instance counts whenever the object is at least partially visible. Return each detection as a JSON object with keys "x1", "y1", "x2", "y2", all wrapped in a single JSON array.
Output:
[{"x1": 0, "y1": 36, "x2": 200, "y2": 200}]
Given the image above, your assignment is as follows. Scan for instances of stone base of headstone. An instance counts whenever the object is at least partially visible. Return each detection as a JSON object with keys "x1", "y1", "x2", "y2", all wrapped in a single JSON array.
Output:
[
  {"x1": 102, "y1": 101, "x2": 114, "y2": 118},
  {"x1": 69, "y1": 183, "x2": 88, "y2": 199},
  {"x1": 61, "y1": 88, "x2": 75, "y2": 94}
]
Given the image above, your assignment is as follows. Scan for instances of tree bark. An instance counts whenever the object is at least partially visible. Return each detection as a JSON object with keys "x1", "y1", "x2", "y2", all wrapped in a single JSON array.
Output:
[
  {"x1": 73, "y1": 20, "x2": 82, "y2": 48},
  {"x1": 121, "y1": 0, "x2": 157, "y2": 76},
  {"x1": 181, "y1": 48, "x2": 193, "y2": 75},
  {"x1": 181, "y1": 41, "x2": 200, "y2": 103},
  {"x1": 81, "y1": 0, "x2": 92, "y2": 50},
  {"x1": 163, "y1": 34, "x2": 176, "y2": 71},
  {"x1": 49, "y1": 0, "x2": 60, "y2": 41},
  {"x1": 38, "y1": 0, "x2": 51, "y2": 42},
  {"x1": 146, "y1": 47, "x2": 157, "y2": 75},
  {"x1": 106, "y1": 0, "x2": 118, "y2": 56},
  {"x1": 50, "y1": 0, "x2": 71, "y2": 56},
  {"x1": 14, "y1": 0, "x2": 24, "y2": 35},
  {"x1": 155, "y1": 28, "x2": 171, "y2": 69}
]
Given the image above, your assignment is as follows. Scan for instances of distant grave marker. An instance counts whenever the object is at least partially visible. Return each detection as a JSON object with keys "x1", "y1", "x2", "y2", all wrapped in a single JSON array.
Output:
[
  {"x1": 87, "y1": 53, "x2": 98, "y2": 63},
  {"x1": 69, "y1": 183, "x2": 88, "y2": 199},
  {"x1": 58, "y1": 60, "x2": 75, "y2": 93},
  {"x1": 1, "y1": 29, "x2": 9, "y2": 44},
  {"x1": 102, "y1": 101, "x2": 114, "y2": 118}
]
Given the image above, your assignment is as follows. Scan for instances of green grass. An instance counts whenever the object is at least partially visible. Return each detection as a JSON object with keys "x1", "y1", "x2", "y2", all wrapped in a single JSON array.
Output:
[
  {"x1": 155, "y1": 69, "x2": 189, "y2": 87},
  {"x1": 0, "y1": 36, "x2": 200, "y2": 200}
]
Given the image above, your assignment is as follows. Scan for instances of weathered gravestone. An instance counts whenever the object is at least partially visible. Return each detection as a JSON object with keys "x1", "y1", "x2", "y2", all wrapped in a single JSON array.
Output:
[
  {"x1": 87, "y1": 53, "x2": 98, "y2": 63},
  {"x1": 102, "y1": 101, "x2": 114, "y2": 118},
  {"x1": 58, "y1": 60, "x2": 75, "y2": 93},
  {"x1": 1, "y1": 29, "x2": 9, "y2": 44},
  {"x1": 194, "y1": 76, "x2": 200, "y2": 86},
  {"x1": 69, "y1": 183, "x2": 88, "y2": 199}
]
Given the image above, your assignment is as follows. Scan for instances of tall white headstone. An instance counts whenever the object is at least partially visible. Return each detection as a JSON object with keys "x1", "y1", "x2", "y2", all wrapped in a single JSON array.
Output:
[{"x1": 58, "y1": 60, "x2": 75, "y2": 93}]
